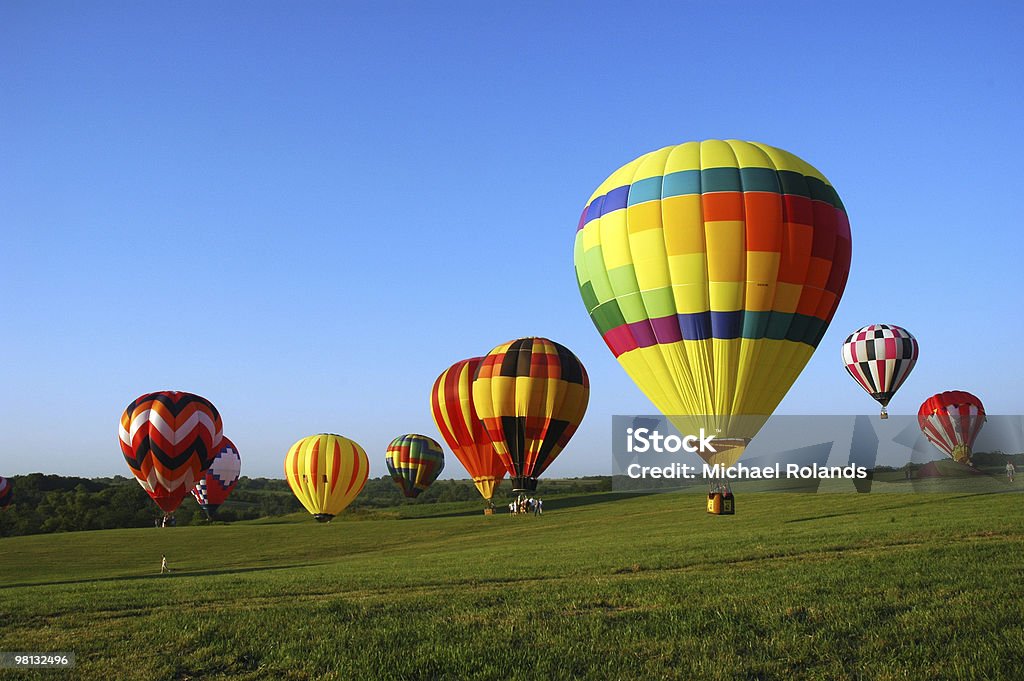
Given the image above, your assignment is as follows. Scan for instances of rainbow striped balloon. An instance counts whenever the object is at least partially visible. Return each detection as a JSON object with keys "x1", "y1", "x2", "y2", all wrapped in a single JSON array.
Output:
[
  {"x1": 385, "y1": 434, "x2": 445, "y2": 499},
  {"x1": 574, "y1": 140, "x2": 851, "y2": 464}
]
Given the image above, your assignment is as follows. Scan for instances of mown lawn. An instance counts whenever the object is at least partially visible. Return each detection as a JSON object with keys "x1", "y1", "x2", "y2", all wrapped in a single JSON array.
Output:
[{"x1": 2, "y1": 490, "x2": 1022, "y2": 680}]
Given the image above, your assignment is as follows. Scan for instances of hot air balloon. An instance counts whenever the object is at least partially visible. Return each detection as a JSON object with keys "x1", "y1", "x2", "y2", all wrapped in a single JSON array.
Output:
[
  {"x1": 919, "y1": 391, "x2": 986, "y2": 465},
  {"x1": 0, "y1": 476, "x2": 12, "y2": 510},
  {"x1": 385, "y1": 434, "x2": 445, "y2": 498},
  {"x1": 472, "y1": 337, "x2": 589, "y2": 493},
  {"x1": 431, "y1": 357, "x2": 507, "y2": 507},
  {"x1": 285, "y1": 434, "x2": 369, "y2": 522},
  {"x1": 191, "y1": 436, "x2": 242, "y2": 519},
  {"x1": 574, "y1": 140, "x2": 851, "y2": 509},
  {"x1": 119, "y1": 391, "x2": 223, "y2": 514},
  {"x1": 842, "y1": 324, "x2": 918, "y2": 418}
]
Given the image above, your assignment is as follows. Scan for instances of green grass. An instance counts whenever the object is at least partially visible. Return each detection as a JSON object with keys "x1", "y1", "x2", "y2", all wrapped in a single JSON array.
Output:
[{"x1": 2, "y1": 490, "x2": 1023, "y2": 680}]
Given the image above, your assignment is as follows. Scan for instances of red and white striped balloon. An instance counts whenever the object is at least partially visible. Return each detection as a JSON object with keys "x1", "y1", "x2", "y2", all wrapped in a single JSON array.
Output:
[{"x1": 918, "y1": 391, "x2": 986, "y2": 465}]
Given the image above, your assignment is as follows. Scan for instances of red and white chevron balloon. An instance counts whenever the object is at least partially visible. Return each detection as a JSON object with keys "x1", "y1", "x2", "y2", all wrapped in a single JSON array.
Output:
[{"x1": 119, "y1": 390, "x2": 223, "y2": 513}]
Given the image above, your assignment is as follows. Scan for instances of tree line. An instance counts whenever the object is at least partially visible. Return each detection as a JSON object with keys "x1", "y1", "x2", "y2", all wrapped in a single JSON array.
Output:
[{"x1": 0, "y1": 473, "x2": 612, "y2": 537}]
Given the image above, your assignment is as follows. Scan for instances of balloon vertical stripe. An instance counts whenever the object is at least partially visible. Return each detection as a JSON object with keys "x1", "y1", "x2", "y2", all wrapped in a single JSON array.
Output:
[{"x1": 431, "y1": 357, "x2": 506, "y2": 501}]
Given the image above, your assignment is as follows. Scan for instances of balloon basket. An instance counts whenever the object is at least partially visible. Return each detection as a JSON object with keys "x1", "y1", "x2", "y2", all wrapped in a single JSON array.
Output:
[
  {"x1": 483, "y1": 508, "x2": 494, "y2": 516},
  {"x1": 313, "y1": 514, "x2": 334, "y2": 523},
  {"x1": 707, "y1": 492, "x2": 735, "y2": 515}
]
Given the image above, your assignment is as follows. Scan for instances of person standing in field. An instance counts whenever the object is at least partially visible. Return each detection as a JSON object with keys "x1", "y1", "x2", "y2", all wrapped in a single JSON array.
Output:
[
  {"x1": 161, "y1": 554, "x2": 169, "y2": 574},
  {"x1": 537, "y1": 498, "x2": 543, "y2": 515},
  {"x1": 1007, "y1": 461, "x2": 1016, "y2": 482}
]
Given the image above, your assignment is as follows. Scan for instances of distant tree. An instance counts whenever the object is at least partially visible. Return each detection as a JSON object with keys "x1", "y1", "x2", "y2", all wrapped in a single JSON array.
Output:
[{"x1": 0, "y1": 472, "x2": 615, "y2": 537}]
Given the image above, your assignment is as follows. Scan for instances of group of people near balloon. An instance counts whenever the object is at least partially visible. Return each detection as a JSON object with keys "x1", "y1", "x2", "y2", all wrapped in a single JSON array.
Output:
[
  {"x1": 3, "y1": 139, "x2": 1010, "y2": 522},
  {"x1": 508, "y1": 496, "x2": 543, "y2": 516}
]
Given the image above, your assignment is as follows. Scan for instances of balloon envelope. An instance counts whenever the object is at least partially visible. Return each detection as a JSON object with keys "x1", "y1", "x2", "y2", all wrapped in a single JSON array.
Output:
[
  {"x1": 431, "y1": 357, "x2": 506, "y2": 501},
  {"x1": 842, "y1": 324, "x2": 918, "y2": 417},
  {"x1": 0, "y1": 476, "x2": 11, "y2": 510},
  {"x1": 285, "y1": 434, "x2": 369, "y2": 521},
  {"x1": 919, "y1": 391, "x2": 986, "y2": 465},
  {"x1": 574, "y1": 140, "x2": 851, "y2": 465},
  {"x1": 119, "y1": 391, "x2": 223, "y2": 513},
  {"x1": 385, "y1": 434, "x2": 445, "y2": 498},
  {"x1": 471, "y1": 337, "x2": 589, "y2": 492},
  {"x1": 192, "y1": 436, "x2": 242, "y2": 517}
]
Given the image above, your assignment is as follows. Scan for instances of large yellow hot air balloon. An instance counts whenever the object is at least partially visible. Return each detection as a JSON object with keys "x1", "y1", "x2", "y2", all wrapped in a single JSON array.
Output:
[
  {"x1": 284, "y1": 434, "x2": 369, "y2": 522},
  {"x1": 574, "y1": 140, "x2": 851, "y2": 467},
  {"x1": 472, "y1": 337, "x2": 589, "y2": 493}
]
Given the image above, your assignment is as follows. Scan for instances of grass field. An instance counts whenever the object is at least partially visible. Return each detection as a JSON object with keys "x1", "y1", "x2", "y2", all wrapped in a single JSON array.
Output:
[{"x1": 2, "y1": 489, "x2": 1023, "y2": 680}]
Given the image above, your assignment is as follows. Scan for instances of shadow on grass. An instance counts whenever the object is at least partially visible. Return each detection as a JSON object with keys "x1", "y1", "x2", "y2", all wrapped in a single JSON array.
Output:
[
  {"x1": 785, "y1": 511, "x2": 862, "y2": 524},
  {"x1": 1, "y1": 562, "x2": 317, "y2": 590},
  {"x1": 784, "y1": 490, "x2": 1014, "y2": 523},
  {"x1": 543, "y1": 492, "x2": 651, "y2": 511}
]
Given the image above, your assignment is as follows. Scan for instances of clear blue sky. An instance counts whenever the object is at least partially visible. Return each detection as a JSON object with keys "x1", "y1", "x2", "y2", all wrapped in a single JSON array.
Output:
[{"x1": 2, "y1": 1, "x2": 1021, "y2": 479}]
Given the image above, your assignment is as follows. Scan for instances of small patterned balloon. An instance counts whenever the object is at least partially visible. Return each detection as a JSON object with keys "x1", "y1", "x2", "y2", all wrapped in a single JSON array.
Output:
[
  {"x1": 192, "y1": 437, "x2": 242, "y2": 517},
  {"x1": 385, "y1": 434, "x2": 445, "y2": 499},
  {"x1": 919, "y1": 391, "x2": 986, "y2": 465},
  {"x1": 0, "y1": 476, "x2": 12, "y2": 510},
  {"x1": 842, "y1": 324, "x2": 919, "y2": 418}
]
